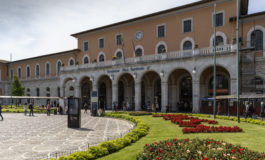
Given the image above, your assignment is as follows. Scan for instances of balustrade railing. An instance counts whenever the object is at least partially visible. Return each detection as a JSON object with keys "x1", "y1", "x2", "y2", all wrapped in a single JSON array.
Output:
[{"x1": 61, "y1": 44, "x2": 236, "y2": 72}]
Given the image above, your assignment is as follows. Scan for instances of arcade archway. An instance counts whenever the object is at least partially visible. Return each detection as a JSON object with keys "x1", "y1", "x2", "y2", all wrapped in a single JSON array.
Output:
[
  {"x1": 141, "y1": 71, "x2": 161, "y2": 111},
  {"x1": 97, "y1": 75, "x2": 112, "y2": 110},
  {"x1": 168, "y1": 69, "x2": 192, "y2": 112},
  {"x1": 80, "y1": 77, "x2": 92, "y2": 108},
  {"x1": 117, "y1": 73, "x2": 135, "y2": 110}
]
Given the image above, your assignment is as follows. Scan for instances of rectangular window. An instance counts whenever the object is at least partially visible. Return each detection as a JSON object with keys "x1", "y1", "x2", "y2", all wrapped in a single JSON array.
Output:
[
  {"x1": 46, "y1": 64, "x2": 50, "y2": 76},
  {"x1": 84, "y1": 41, "x2": 89, "y2": 51},
  {"x1": 18, "y1": 68, "x2": 21, "y2": 78},
  {"x1": 213, "y1": 12, "x2": 224, "y2": 27},
  {"x1": 116, "y1": 34, "x2": 122, "y2": 45},
  {"x1": 36, "y1": 65, "x2": 40, "y2": 76},
  {"x1": 10, "y1": 69, "x2": 13, "y2": 80},
  {"x1": 36, "y1": 88, "x2": 40, "y2": 97},
  {"x1": 27, "y1": 67, "x2": 30, "y2": 77},
  {"x1": 183, "y1": 19, "x2": 192, "y2": 33},
  {"x1": 57, "y1": 87, "x2": 60, "y2": 97},
  {"x1": 0, "y1": 69, "x2": 1, "y2": 81},
  {"x1": 157, "y1": 25, "x2": 165, "y2": 38},
  {"x1": 99, "y1": 38, "x2": 104, "y2": 48}
]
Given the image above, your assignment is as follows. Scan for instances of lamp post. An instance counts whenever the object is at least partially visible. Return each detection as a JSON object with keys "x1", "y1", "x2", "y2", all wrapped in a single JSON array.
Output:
[
  {"x1": 213, "y1": 3, "x2": 217, "y2": 119},
  {"x1": 236, "y1": 0, "x2": 240, "y2": 123},
  {"x1": 10, "y1": 53, "x2": 13, "y2": 108}
]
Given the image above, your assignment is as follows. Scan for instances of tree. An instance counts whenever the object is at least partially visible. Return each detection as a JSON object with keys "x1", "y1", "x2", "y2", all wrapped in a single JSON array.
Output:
[{"x1": 11, "y1": 75, "x2": 25, "y2": 96}]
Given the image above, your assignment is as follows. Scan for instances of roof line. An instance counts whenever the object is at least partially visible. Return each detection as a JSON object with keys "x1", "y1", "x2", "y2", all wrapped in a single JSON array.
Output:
[
  {"x1": 71, "y1": 0, "x2": 214, "y2": 37},
  {"x1": 9, "y1": 49, "x2": 80, "y2": 63}
]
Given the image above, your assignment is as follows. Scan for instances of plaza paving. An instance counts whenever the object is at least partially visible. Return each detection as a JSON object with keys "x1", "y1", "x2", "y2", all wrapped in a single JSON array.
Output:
[{"x1": 0, "y1": 112, "x2": 134, "y2": 160}]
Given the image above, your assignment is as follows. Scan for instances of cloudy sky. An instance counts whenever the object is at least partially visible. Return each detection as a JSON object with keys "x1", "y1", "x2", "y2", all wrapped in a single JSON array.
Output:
[{"x1": 0, "y1": 0, "x2": 264, "y2": 61}]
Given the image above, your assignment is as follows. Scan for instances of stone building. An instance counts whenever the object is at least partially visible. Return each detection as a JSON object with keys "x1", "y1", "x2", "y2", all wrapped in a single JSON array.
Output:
[{"x1": 0, "y1": 0, "x2": 264, "y2": 113}]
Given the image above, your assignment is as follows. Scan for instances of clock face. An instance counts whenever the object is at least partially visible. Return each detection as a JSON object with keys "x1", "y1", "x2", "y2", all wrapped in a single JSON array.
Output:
[{"x1": 135, "y1": 31, "x2": 143, "y2": 40}]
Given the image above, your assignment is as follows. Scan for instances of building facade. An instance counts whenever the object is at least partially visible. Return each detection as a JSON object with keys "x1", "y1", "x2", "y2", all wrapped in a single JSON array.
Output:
[{"x1": 0, "y1": 0, "x2": 264, "y2": 113}]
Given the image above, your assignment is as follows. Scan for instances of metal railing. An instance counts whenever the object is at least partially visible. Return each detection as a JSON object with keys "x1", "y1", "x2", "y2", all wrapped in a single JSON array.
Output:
[{"x1": 61, "y1": 44, "x2": 236, "y2": 72}]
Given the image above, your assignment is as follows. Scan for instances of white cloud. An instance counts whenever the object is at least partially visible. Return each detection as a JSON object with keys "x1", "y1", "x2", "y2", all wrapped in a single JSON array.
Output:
[{"x1": 0, "y1": 0, "x2": 263, "y2": 61}]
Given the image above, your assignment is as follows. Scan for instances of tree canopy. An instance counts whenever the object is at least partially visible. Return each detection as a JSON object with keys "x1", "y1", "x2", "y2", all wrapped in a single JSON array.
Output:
[{"x1": 11, "y1": 75, "x2": 25, "y2": 96}]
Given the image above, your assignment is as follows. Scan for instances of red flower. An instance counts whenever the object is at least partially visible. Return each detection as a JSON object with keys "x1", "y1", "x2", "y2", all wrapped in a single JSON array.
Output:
[
  {"x1": 156, "y1": 157, "x2": 161, "y2": 160},
  {"x1": 149, "y1": 147, "x2": 153, "y2": 152},
  {"x1": 154, "y1": 142, "x2": 157, "y2": 144},
  {"x1": 185, "y1": 139, "x2": 189, "y2": 142},
  {"x1": 232, "y1": 149, "x2": 235, "y2": 154},
  {"x1": 174, "y1": 138, "x2": 178, "y2": 141},
  {"x1": 158, "y1": 149, "x2": 162, "y2": 153},
  {"x1": 203, "y1": 158, "x2": 209, "y2": 160},
  {"x1": 167, "y1": 142, "x2": 171, "y2": 146},
  {"x1": 207, "y1": 141, "x2": 211, "y2": 144},
  {"x1": 145, "y1": 144, "x2": 148, "y2": 146},
  {"x1": 216, "y1": 141, "x2": 220, "y2": 145}
]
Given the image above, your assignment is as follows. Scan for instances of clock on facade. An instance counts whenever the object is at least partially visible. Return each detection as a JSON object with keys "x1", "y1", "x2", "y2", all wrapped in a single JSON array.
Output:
[{"x1": 135, "y1": 31, "x2": 143, "y2": 40}]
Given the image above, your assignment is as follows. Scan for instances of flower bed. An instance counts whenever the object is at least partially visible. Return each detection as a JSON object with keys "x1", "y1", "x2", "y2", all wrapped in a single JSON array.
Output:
[
  {"x1": 153, "y1": 114, "x2": 242, "y2": 134},
  {"x1": 129, "y1": 111, "x2": 152, "y2": 116},
  {"x1": 137, "y1": 138, "x2": 265, "y2": 160}
]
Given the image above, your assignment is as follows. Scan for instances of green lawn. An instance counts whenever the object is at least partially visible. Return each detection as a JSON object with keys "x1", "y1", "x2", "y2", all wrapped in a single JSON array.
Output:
[{"x1": 99, "y1": 115, "x2": 265, "y2": 160}]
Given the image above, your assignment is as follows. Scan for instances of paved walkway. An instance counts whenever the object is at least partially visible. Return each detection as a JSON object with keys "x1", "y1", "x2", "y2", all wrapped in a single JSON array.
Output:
[{"x1": 0, "y1": 112, "x2": 134, "y2": 160}]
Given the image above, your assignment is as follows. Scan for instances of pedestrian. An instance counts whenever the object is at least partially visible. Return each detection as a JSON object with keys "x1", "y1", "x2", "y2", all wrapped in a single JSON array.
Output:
[
  {"x1": 261, "y1": 100, "x2": 265, "y2": 120},
  {"x1": 24, "y1": 103, "x2": 28, "y2": 116},
  {"x1": 248, "y1": 102, "x2": 255, "y2": 118},
  {"x1": 46, "y1": 102, "x2": 51, "y2": 116},
  {"x1": 84, "y1": 102, "x2": 88, "y2": 114},
  {"x1": 0, "y1": 104, "x2": 3, "y2": 121},
  {"x1": 217, "y1": 101, "x2": 221, "y2": 115},
  {"x1": 29, "y1": 103, "x2": 34, "y2": 116}
]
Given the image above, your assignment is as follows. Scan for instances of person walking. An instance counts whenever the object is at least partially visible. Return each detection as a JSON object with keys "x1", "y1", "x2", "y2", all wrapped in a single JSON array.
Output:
[
  {"x1": 84, "y1": 102, "x2": 88, "y2": 114},
  {"x1": 261, "y1": 100, "x2": 265, "y2": 120},
  {"x1": 245, "y1": 101, "x2": 250, "y2": 118},
  {"x1": 46, "y1": 102, "x2": 51, "y2": 116},
  {"x1": 23, "y1": 103, "x2": 28, "y2": 116},
  {"x1": 29, "y1": 103, "x2": 34, "y2": 116},
  {"x1": 0, "y1": 104, "x2": 3, "y2": 121}
]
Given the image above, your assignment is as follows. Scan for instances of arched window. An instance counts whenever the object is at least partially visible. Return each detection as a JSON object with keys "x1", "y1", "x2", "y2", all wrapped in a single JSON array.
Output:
[
  {"x1": 251, "y1": 30, "x2": 263, "y2": 50},
  {"x1": 69, "y1": 59, "x2": 75, "y2": 66},
  {"x1": 46, "y1": 63, "x2": 50, "y2": 76},
  {"x1": 183, "y1": 41, "x2": 192, "y2": 50},
  {"x1": 158, "y1": 45, "x2": 166, "y2": 54},
  {"x1": 209, "y1": 74, "x2": 229, "y2": 96},
  {"x1": 116, "y1": 51, "x2": 123, "y2": 59},
  {"x1": 35, "y1": 64, "x2": 40, "y2": 76},
  {"x1": 26, "y1": 66, "x2": 30, "y2": 77},
  {"x1": 57, "y1": 61, "x2": 62, "y2": 74},
  {"x1": 135, "y1": 48, "x2": 143, "y2": 57},
  {"x1": 99, "y1": 54, "x2": 105, "y2": 62},
  {"x1": 83, "y1": 57, "x2": 89, "y2": 64},
  {"x1": 255, "y1": 77, "x2": 263, "y2": 85},
  {"x1": 215, "y1": 36, "x2": 224, "y2": 46}
]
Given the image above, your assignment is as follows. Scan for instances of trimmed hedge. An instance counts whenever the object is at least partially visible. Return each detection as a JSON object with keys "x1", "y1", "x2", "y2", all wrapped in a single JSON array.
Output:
[
  {"x1": 129, "y1": 111, "x2": 153, "y2": 116},
  {"x1": 2, "y1": 108, "x2": 56, "y2": 114},
  {"x1": 51, "y1": 112, "x2": 149, "y2": 160}
]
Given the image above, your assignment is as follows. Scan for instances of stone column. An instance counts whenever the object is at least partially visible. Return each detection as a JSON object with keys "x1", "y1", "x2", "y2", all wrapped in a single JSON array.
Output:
[
  {"x1": 74, "y1": 84, "x2": 80, "y2": 98},
  {"x1": 112, "y1": 83, "x2": 118, "y2": 110},
  {"x1": 134, "y1": 82, "x2": 141, "y2": 111},
  {"x1": 230, "y1": 78, "x2": 237, "y2": 95},
  {"x1": 171, "y1": 85, "x2": 178, "y2": 112},
  {"x1": 192, "y1": 80, "x2": 200, "y2": 113},
  {"x1": 161, "y1": 81, "x2": 168, "y2": 112},
  {"x1": 60, "y1": 86, "x2": 65, "y2": 98}
]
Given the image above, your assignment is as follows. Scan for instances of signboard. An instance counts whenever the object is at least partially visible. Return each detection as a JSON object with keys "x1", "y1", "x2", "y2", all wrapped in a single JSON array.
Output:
[
  {"x1": 68, "y1": 97, "x2": 81, "y2": 128},
  {"x1": 91, "y1": 91, "x2": 98, "y2": 116},
  {"x1": 91, "y1": 91, "x2": 98, "y2": 102}
]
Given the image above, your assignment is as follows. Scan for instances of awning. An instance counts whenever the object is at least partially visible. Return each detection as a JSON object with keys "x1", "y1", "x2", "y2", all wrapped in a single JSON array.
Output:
[
  {"x1": 0, "y1": 96, "x2": 60, "y2": 99},
  {"x1": 216, "y1": 93, "x2": 265, "y2": 100}
]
